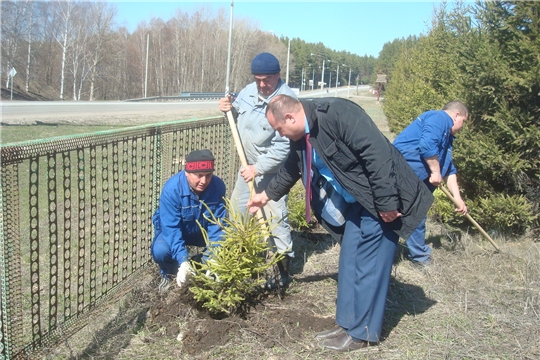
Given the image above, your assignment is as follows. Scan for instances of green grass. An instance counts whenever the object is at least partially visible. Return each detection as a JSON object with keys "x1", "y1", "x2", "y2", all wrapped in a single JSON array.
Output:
[{"x1": 0, "y1": 125, "x2": 131, "y2": 144}]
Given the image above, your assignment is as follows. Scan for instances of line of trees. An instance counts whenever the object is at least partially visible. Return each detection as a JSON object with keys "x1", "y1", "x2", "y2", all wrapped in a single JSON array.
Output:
[
  {"x1": 382, "y1": 1, "x2": 539, "y2": 235},
  {"x1": 1, "y1": 1, "x2": 379, "y2": 101}
]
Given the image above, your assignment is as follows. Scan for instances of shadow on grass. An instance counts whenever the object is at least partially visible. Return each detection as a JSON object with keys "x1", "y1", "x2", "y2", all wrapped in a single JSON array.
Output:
[
  {"x1": 384, "y1": 278, "x2": 438, "y2": 339},
  {"x1": 292, "y1": 234, "x2": 437, "y2": 342},
  {"x1": 78, "y1": 288, "x2": 151, "y2": 359},
  {"x1": 393, "y1": 233, "x2": 443, "y2": 264},
  {"x1": 290, "y1": 229, "x2": 336, "y2": 275}
]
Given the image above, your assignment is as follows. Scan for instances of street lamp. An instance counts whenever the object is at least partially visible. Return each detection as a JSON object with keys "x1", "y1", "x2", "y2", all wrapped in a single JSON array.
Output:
[
  {"x1": 341, "y1": 64, "x2": 352, "y2": 98},
  {"x1": 271, "y1": 31, "x2": 291, "y2": 85},
  {"x1": 286, "y1": 37, "x2": 290, "y2": 85},
  {"x1": 335, "y1": 64, "x2": 340, "y2": 97},
  {"x1": 311, "y1": 53, "x2": 331, "y2": 97}
]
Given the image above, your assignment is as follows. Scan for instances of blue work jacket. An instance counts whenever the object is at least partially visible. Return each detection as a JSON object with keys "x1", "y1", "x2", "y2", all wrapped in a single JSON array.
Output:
[
  {"x1": 152, "y1": 170, "x2": 227, "y2": 264},
  {"x1": 393, "y1": 110, "x2": 457, "y2": 181}
]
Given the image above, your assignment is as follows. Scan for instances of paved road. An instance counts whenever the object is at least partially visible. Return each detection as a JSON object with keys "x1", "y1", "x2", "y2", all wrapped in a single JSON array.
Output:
[
  {"x1": 1, "y1": 100, "x2": 220, "y2": 120},
  {"x1": 1, "y1": 85, "x2": 371, "y2": 125}
]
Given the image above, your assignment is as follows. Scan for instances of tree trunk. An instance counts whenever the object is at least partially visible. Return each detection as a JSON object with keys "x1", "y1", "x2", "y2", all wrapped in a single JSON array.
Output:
[{"x1": 25, "y1": 2, "x2": 34, "y2": 92}]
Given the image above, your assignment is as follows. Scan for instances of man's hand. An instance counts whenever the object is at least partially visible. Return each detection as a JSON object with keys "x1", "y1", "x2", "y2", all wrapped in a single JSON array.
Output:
[
  {"x1": 240, "y1": 165, "x2": 257, "y2": 182},
  {"x1": 247, "y1": 191, "x2": 270, "y2": 214},
  {"x1": 425, "y1": 156, "x2": 442, "y2": 186},
  {"x1": 176, "y1": 261, "x2": 193, "y2": 288},
  {"x1": 218, "y1": 95, "x2": 232, "y2": 112},
  {"x1": 429, "y1": 171, "x2": 442, "y2": 187},
  {"x1": 454, "y1": 198, "x2": 468, "y2": 215},
  {"x1": 378, "y1": 210, "x2": 402, "y2": 223}
]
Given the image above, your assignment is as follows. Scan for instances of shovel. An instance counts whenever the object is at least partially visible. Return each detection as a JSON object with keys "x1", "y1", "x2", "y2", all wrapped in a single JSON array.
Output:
[
  {"x1": 440, "y1": 186, "x2": 500, "y2": 252},
  {"x1": 224, "y1": 107, "x2": 264, "y2": 220}
]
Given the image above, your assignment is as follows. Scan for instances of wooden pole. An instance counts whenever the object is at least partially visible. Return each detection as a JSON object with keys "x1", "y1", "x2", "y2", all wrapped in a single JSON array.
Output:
[
  {"x1": 225, "y1": 110, "x2": 263, "y2": 219},
  {"x1": 440, "y1": 186, "x2": 500, "y2": 252}
]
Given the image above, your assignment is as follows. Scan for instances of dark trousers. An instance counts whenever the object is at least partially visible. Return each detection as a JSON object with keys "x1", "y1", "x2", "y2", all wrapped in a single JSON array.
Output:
[{"x1": 335, "y1": 202, "x2": 398, "y2": 342}]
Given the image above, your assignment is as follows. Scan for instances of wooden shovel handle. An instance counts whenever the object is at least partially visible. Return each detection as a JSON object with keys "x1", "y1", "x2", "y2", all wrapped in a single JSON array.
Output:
[
  {"x1": 225, "y1": 110, "x2": 263, "y2": 219},
  {"x1": 440, "y1": 185, "x2": 500, "y2": 252}
]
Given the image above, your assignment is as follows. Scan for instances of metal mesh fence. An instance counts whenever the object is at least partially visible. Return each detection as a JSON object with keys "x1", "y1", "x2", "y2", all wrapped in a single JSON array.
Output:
[{"x1": 0, "y1": 116, "x2": 238, "y2": 359}]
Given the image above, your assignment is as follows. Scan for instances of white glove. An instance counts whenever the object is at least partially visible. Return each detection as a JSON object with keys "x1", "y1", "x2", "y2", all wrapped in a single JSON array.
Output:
[
  {"x1": 176, "y1": 261, "x2": 193, "y2": 287},
  {"x1": 205, "y1": 270, "x2": 221, "y2": 282},
  {"x1": 204, "y1": 259, "x2": 220, "y2": 282}
]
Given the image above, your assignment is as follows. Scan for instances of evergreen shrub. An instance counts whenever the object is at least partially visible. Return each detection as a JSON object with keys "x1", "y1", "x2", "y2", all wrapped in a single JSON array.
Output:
[
  {"x1": 189, "y1": 199, "x2": 281, "y2": 315},
  {"x1": 287, "y1": 180, "x2": 312, "y2": 230}
]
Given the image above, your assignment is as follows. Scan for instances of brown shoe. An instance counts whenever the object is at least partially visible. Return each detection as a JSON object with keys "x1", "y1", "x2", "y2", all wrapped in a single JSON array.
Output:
[
  {"x1": 315, "y1": 325, "x2": 346, "y2": 340},
  {"x1": 321, "y1": 330, "x2": 371, "y2": 352}
]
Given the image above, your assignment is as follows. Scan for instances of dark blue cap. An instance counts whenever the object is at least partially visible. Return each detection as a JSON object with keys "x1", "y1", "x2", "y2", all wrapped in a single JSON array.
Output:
[{"x1": 251, "y1": 52, "x2": 281, "y2": 75}]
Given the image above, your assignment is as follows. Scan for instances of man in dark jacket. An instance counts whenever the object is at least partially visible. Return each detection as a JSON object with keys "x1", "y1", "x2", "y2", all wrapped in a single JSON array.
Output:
[{"x1": 247, "y1": 95, "x2": 433, "y2": 351}]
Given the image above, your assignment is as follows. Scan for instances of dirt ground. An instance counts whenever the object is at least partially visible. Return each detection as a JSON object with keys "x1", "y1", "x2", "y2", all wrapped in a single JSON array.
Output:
[
  {"x1": 49, "y1": 223, "x2": 539, "y2": 360},
  {"x1": 52, "y1": 230, "x2": 346, "y2": 359},
  {"x1": 140, "y1": 230, "x2": 338, "y2": 357},
  {"x1": 147, "y1": 261, "x2": 336, "y2": 357}
]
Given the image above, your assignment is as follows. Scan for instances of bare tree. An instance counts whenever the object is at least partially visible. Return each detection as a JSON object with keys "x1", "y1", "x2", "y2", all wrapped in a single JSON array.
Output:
[
  {"x1": 69, "y1": 8, "x2": 89, "y2": 100},
  {"x1": 25, "y1": 0, "x2": 36, "y2": 92},
  {"x1": 171, "y1": 11, "x2": 188, "y2": 94},
  {"x1": 0, "y1": 1, "x2": 289, "y2": 101},
  {"x1": 86, "y1": 1, "x2": 116, "y2": 101},
  {"x1": 1, "y1": 0, "x2": 31, "y2": 88},
  {"x1": 52, "y1": 0, "x2": 76, "y2": 100}
]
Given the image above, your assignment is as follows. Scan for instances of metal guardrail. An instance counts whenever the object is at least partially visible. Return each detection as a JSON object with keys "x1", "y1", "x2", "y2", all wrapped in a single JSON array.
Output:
[
  {"x1": 125, "y1": 92, "x2": 225, "y2": 102},
  {"x1": 0, "y1": 117, "x2": 239, "y2": 359}
]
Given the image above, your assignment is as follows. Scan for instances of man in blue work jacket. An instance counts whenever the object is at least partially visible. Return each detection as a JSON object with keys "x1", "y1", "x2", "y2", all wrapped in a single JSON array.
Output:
[
  {"x1": 393, "y1": 100, "x2": 469, "y2": 266},
  {"x1": 151, "y1": 149, "x2": 227, "y2": 292}
]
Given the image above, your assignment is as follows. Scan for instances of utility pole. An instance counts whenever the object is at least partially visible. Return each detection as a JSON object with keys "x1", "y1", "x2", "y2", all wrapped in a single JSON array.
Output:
[
  {"x1": 286, "y1": 38, "x2": 290, "y2": 85},
  {"x1": 335, "y1": 64, "x2": 339, "y2": 97},
  {"x1": 144, "y1": 33, "x2": 149, "y2": 98}
]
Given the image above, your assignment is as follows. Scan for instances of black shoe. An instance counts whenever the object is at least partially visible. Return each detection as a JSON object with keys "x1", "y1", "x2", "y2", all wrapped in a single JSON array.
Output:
[
  {"x1": 322, "y1": 331, "x2": 371, "y2": 352},
  {"x1": 315, "y1": 326, "x2": 345, "y2": 340},
  {"x1": 264, "y1": 273, "x2": 292, "y2": 290},
  {"x1": 264, "y1": 256, "x2": 292, "y2": 290}
]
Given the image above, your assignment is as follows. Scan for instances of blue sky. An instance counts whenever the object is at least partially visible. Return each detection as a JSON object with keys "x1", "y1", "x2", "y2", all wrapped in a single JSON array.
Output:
[{"x1": 112, "y1": 1, "x2": 449, "y2": 57}]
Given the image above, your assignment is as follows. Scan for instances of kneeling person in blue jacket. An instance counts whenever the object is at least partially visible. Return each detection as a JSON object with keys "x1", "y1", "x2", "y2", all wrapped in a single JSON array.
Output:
[{"x1": 151, "y1": 149, "x2": 227, "y2": 292}]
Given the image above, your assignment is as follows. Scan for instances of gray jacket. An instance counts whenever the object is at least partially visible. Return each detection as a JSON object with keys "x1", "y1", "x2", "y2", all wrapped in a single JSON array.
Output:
[{"x1": 232, "y1": 79, "x2": 297, "y2": 175}]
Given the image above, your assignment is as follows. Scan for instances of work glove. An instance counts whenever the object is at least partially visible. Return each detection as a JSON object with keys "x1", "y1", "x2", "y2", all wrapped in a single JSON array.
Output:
[
  {"x1": 204, "y1": 259, "x2": 221, "y2": 282},
  {"x1": 176, "y1": 261, "x2": 193, "y2": 288}
]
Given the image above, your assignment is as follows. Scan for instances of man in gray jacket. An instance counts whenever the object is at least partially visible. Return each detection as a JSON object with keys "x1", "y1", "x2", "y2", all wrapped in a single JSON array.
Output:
[
  {"x1": 248, "y1": 95, "x2": 433, "y2": 351},
  {"x1": 218, "y1": 52, "x2": 298, "y2": 290}
]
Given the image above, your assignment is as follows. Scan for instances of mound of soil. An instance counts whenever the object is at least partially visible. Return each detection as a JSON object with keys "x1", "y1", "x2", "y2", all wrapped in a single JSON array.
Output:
[
  {"x1": 145, "y1": 233, "x2": 337, "y2": 356},
  {"x1": 147, "y1": 285, "x2": 334, "y2": 356}
]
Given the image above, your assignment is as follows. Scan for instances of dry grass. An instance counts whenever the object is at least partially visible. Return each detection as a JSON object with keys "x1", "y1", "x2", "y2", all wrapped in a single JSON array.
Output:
[{"x1": 50, "y1": 222, "x2": 540, "y2": 359}]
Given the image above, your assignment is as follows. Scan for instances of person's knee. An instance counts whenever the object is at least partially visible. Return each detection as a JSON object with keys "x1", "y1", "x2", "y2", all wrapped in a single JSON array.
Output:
[{"x1": 152, "y1": 239, "x2": 171, "y2": 263}]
